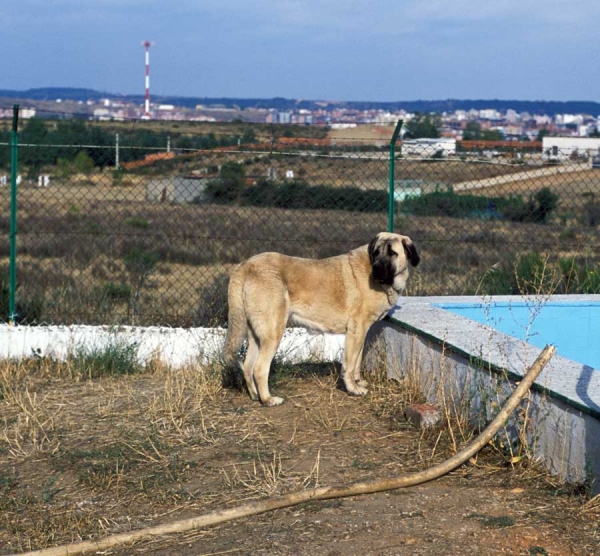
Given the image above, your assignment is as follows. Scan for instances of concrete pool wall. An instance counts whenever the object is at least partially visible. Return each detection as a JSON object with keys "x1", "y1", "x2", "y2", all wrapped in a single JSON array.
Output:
[{"x1": 365, "y1": 295, "x2": 600, "y2": 492}]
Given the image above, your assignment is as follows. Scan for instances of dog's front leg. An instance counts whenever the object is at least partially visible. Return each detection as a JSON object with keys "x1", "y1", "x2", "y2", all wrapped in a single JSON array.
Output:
[
  {"x1": 342, "y1": 326, "x2": 368, "y2": 396},
  {"x1": 352, "y1": 343, "x2": 368, "y2": 389}
]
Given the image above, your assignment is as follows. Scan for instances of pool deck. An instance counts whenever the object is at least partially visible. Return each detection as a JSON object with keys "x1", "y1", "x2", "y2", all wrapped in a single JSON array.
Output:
[{"x1": 366, "y1": 295, "x2": 600, "y2": 492}]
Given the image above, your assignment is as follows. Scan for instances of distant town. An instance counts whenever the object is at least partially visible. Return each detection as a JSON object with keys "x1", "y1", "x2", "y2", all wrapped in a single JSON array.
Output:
[{"x1": 1, "y1": 87, "x2": 600, "y2": 142}]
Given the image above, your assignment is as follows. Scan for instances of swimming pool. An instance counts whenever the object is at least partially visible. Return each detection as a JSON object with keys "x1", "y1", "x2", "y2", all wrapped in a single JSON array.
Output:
[{"x1": 436, "y1": 300, "x2": 600, "y2": 370}]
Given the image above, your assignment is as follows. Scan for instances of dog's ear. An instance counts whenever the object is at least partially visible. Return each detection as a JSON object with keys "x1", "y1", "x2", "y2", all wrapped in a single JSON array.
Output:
[
  {"x1": 402, "y1": 238, "x2": 420, "y2": 267},
  {"x1": 367, "y1": 235, "x2": 380, "y2": 264}
]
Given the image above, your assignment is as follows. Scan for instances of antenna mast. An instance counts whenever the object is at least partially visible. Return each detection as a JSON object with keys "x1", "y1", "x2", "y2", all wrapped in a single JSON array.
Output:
[{"x1": 142, "y1": 40, "x2": 154, "y2": 118}]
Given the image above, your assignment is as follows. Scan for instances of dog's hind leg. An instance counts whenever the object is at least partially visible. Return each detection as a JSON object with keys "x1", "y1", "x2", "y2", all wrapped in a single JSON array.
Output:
[
  {"x1": 252, "y1": 334, "x2": 285, "y2": 407},
  {"x1": 242, "y1": 331, "x2": 260, "y2": 401},
  {"x1": 241, "y1": 270, "x2": 289, "y2": 406},
  {"x1": 247, "y1": 304, "x2": 287, "y2": 407}
]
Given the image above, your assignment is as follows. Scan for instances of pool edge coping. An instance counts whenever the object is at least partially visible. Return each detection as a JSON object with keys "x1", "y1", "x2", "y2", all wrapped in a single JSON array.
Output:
[{"x1": 387, "y1": 295, "x2": 600, "y2": 420}]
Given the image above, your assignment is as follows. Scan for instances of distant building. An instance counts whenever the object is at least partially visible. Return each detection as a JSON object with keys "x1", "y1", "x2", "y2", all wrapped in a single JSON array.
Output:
[
  {"x1": 542, "y1": 136, "x2": 600, "y2": 162},
  {"x1": 401, "y1": 137, "x2": 456, "y2": 158}
]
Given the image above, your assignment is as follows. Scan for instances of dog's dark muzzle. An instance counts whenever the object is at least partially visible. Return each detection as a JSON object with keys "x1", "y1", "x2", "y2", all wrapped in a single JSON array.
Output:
[{"x1": 372, "y1": 257, "x2": 395, "y2": 285}]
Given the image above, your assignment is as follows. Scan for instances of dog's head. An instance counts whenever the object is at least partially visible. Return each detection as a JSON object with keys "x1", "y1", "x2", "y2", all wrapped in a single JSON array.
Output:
[{"x1": 368, "y1": 232, "x2": 420, "y2": 291}]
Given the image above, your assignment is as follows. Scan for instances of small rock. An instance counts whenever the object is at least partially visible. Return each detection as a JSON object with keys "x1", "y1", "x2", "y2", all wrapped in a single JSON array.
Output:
[{"x1": 405, "y1": 403, "x2": 441, "y2": 428}]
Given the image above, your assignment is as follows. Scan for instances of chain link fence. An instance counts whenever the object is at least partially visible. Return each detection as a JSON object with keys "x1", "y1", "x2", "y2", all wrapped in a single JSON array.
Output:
[{"x1": 2, "y1": 117, "x2": 600, "y2": 327}]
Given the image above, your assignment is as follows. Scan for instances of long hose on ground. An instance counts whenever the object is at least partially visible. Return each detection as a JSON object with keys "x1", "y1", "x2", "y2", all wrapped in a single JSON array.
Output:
[{"x1": 11, "y1": 345, "x2": 556, "y2": 556}]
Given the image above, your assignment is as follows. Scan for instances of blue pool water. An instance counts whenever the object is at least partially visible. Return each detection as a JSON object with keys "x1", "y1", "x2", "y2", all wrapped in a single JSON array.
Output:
[{"x1": 436, "y1": 301, "x2": 600, "y2": 370}]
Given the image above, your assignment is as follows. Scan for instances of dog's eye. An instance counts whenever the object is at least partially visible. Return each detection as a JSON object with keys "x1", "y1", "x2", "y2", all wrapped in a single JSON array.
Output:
[
  {"x1": 387, "y1": 245, "x2": 397, "y2": 257},
  {"x1": 373, "y1": 248, "x2": 380, "y2": 257}
]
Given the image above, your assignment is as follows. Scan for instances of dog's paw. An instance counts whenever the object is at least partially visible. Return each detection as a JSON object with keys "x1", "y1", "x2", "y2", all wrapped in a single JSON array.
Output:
[
  {"x1": 348, "y1": 385, "x2": 368, "y2": 397},
  {"x1": 263, "y1": 396, "x2": 285, "y2": 407},
  {"x1": 356, "y1": 379, "x2": 369, "y2": 389}
]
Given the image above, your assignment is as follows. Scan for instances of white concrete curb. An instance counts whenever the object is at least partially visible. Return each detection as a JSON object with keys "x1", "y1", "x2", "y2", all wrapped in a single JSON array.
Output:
[{"x1": 0, "y1": 325, "x2": 345, "y2": 368}]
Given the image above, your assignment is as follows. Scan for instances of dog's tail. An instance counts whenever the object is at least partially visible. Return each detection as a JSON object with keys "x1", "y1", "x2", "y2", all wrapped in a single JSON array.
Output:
[{"x1": 222, "y1": 265, "x2": 247, "y2": 370}]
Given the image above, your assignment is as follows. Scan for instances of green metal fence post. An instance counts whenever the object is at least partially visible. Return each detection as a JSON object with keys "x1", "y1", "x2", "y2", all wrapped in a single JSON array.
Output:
[
  {"x1": 388, "y1": 119, "x2": 403, "y2": 232},
  {"x1": 9, "y1": 104, "x2": 19, "y2": 324}
]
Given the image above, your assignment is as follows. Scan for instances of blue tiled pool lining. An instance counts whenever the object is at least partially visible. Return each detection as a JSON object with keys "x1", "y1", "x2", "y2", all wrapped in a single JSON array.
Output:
[
  {"x1": 386, "y1": 295, "x2": 600, "y2": 419},
  {"x1": 435, "y1": 300, "x2": 600, "y2": 370}
]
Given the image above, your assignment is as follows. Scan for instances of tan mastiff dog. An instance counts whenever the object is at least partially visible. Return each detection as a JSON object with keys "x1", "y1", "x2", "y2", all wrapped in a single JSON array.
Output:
[{"x1": 222, "y1": 232, "x2": 420, "y2": 406}]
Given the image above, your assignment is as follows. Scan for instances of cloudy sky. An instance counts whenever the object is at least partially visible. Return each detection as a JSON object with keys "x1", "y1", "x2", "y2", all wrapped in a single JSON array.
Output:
[{"x1": 3, "y1": 0, "x2": 599, "y2": 102}]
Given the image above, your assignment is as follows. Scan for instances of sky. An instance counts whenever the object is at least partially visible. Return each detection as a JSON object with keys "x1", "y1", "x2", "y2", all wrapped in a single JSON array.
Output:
[{"x1": 2, "y1": 0, "x2": 600, "y2": 103}]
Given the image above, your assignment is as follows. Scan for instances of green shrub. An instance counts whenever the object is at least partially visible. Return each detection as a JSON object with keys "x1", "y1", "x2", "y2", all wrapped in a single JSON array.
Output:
[
  {"x1": 73, "y1": 151, "x2": 95, "y2": 175},
  {"x1": 478, "y1": 252, "x2": 556, "y2": 295},
  {"x1": 478, "y1": 253, "x2": 600, "y2": 295},
  {"x1": 400, "y1": 187, "x2": 559, "y2": 224},
  {"x1": 205, "y1": 161, "x2": 246, "y2": 203},
  {"x1": 123, "y1": 247, "x2": 159, "y2": 276},
  {"x1": 399, "y1": 188, "x2": 524, "y2": 219},
  {"x1": 558, "y1": 258, "x2": 600, "y2": 294},
  {"x1": 242, "y1": 179, "x2": 387, "y2": 212},
  {"x1": 504, "y1": 187, "x2": 559, "y2": 224},
  {"x1": 202, "y1": 177, "x2": 388, "y2": 213}
]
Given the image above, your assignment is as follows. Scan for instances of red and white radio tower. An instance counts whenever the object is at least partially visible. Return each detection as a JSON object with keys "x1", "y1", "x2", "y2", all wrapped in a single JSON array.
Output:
[{"x1": 142, "y1": 40, "x2": 154, "y2": 118}]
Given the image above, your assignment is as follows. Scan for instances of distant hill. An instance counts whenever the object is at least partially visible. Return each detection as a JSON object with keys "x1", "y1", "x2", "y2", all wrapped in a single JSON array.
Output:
[{"x1": 1, "y1": 87, "x2": 600, "y2": 116}]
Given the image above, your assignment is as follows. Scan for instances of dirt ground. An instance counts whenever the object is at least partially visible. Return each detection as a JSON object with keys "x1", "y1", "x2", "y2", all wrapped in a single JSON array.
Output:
[{"x1": 0, "y1": 358, "x2": 598, "y2": 556}]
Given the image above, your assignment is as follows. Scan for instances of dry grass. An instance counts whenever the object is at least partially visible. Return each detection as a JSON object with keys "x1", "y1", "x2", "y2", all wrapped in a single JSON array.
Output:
[
  {"x1": 0, "y1": 343, "x2": 598, "y2": 555},
  {"x1": 3, "y1": 149, "x2": 600, "y2": 326}
]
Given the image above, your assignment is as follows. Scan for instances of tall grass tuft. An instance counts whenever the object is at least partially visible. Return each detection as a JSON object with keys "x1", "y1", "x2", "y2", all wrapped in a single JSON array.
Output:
[{"x1": 71, "y1": 339, "x2": 142, "y2": 379}]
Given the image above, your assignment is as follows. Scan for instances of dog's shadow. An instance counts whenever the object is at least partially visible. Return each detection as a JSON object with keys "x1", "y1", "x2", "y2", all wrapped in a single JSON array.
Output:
[{"x1": 221, "y1": 360, "x2": 344, "y2": 395}]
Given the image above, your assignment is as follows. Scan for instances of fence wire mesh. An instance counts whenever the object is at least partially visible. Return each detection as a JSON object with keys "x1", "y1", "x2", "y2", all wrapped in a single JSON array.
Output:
[{"x1": 2, "y1": 120, "x2": 600, "y2": 327}]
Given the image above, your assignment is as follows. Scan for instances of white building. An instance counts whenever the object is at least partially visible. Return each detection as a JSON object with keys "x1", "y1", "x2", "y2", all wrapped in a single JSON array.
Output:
[
  {"x1": 479, "y1": 109, "x2": 502, "y2": 121},
  {"x1": 401, "y1": 137, "x2": 456, "y2": 158},
  {"x1": 555, "y1": 114, "x2": 584, "y2": 126},
  {"x1": 542, "y1": 136, "x2": 600, "y2": 161}
]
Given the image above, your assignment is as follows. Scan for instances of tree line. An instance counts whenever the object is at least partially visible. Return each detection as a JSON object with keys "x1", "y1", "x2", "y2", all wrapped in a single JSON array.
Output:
[{"x1": 0, "y1": 119, "x2": 256, "y2": 174}]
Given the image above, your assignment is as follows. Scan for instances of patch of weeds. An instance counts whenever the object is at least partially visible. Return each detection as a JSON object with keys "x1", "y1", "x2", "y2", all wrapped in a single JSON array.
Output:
[
  {"x1": 529, "y1": 547, "x2": 549, "y2": 556},
  {"x1": 126, "y1": 216, "x2": 150, "y2": 229},
  {"x1": 558, "y1": 228, "x2": 577, "y2": 241},
  {"x1": 83, "y1": 221, "x2": 104, "y2": 235},
  {"x1": 0, "y1": 270, "x2": 45, "y2": 324},
  {"x1": 0, "y1": 470, "x2": 19, "y2": 492},
  {"x1": 71, "y1": 338, "x2": 142, "y2": 379},
  {"x1": 41, "y1": 476, "x2": 59, "y2": 504},
  {"x1": 97, "y1": 281, "x2": 132, "y2": 301},
  {"x1": 352, "y1": 457, "x2": 377, "y2": 471},
  {"x1": 59, "y1": 445, "x2": 130, "y2": 489},
  {"x1": 55, "y1": 434, "x2": 189, "y2": 494},
  {"x1": 0, "y1": 491, "x2": 37, "y2": 514},
  {"x1": 466, "y1": 513, "x2": 516, "y2": 529}
]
